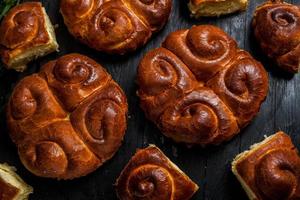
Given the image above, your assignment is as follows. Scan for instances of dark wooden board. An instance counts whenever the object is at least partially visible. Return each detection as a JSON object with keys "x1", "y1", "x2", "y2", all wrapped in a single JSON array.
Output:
[{"x1": 1, "y1": 0, "x2": 300, "y2": 199}]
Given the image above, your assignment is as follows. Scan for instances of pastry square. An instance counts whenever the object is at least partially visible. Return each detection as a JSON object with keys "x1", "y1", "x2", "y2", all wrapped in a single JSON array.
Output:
[
  {"x1": 232, "y1": 131, "x2": 300, "y2": 200},
  {"x1": 0, "y1": 2, "x2": 58, "y2": 72},
  {"x1": 0, "y1": 163, "x2": 33, "y2": 200},
  {"x1": 188, "y1": 0, "x2": 248, "y2": 18},
  {"x1": 115, "y1": 145, "x2": 199, "y2": 200}
]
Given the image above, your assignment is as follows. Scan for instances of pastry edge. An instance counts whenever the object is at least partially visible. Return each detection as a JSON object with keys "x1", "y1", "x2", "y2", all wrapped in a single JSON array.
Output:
[
  {"x1": 188, "y1": 0, "x2": 248, "y2": 18},
  {"x1": 0, "y1": 163, "x2": 33, "y2": 200}
]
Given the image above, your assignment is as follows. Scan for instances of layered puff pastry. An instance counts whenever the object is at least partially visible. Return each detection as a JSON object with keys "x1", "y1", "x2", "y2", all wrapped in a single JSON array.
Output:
[
  {"x1": 0, "y1": 2, "x2": 58, "y2": 72},
  {"x1": 115, "y1": 145, "x2": 199, "y2": 200},
  {"x1": 60, "y1": 0, "x2": 172, "y2": 54},
  {"x1": 253, "y1": 0, "x2": 300, "y2": 73},
  {"x1": 0, "y1": 163, "x2": 33, "y2": 200},
  {"x1": 188, "y1": 0, "x2": 248, "y2": 18},
  {"x1": 137, "y1": 25, "x2": 268, "y2": 146},
  {"x1": 7, "y1": 53, "x2": 128, "y2": 180},
  {"x1": 232, "y1": 131, "x2": 300, "y2": 200}
]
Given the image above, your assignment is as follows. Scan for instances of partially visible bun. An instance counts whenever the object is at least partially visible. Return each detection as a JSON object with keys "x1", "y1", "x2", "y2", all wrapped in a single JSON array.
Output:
[
  {"x1": 253, "y1": 0, "x2": 300, "y2": 73},
  {"x1": 232, "y1": 131, "x2": 300, "y2": 200},
  {"x1": 0, "y1": 163, "x2": 33, "y2": 200},
  {"x1": 60, "y1": 0, "x2": 172, "y2": 54},
  {"x1": 188, "y1": 0, "x2": 248, "y2": 18},
  {"x1": 0, "y1": 2, "x2": 58, "y2": 72}
]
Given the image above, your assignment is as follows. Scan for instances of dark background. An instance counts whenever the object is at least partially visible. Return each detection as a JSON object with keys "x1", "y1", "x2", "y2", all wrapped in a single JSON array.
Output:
[{"x1": 1, "y1": 0, "x2": 300, "y2": 199}]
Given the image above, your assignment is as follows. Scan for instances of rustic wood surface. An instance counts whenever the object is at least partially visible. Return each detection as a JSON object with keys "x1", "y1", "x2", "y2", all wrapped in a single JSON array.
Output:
[{"x1": 0, "y1": 0, "x2": 300, "y2": 199}]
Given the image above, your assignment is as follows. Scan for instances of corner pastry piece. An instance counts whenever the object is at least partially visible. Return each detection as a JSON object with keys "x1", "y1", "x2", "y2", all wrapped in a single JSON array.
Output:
[
  {"x1": 60, "y1": 0, "x2": 172, "y2": 54},
  {"x1": 232, "y1": 131, "x2": 300, "y2": 200},
  {"x1": 253, "y1": 0, "x2": 300, "y2": 73},
  {"x1": 7, "y1": 53, "x2": 128, "y2": 179},
  {"x1": 0, "y1": 2, "x2": 58, "y2": 72},
  {"x1": 0, "y1": 163, "x2": 33, "y2": 200},
  {"x1": 137, "y1": 25, "x2": 268, "y2": 146},
  {"x1": 116, "y1": 145, "x2": 199, "y2": 200},
  {"x1": 188, "y1": 0, "x2": 248, "y2": 18}
]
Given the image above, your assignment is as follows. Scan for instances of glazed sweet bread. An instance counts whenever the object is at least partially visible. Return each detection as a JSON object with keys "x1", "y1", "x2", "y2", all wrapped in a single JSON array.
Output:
[
  {"x1": 137, "y1": 25, "x2": 268, "y2": 146},
  {"x1": 60, "y1": 0, "x2": 172, "y2": 54},
  {"x1": 0, "y1": 2, "x2": 58, "y2": 72},
  {"x1": 253, "y1": 0, "x2": 300, "y2": 73},
  {"x1": 0, "y1": 163, "x2": 33, "y2": 200},
  {"x1": 115, "y1": 145, "x2": 199, "y2": 200},
  {"x1": 188, "y1": 0, "x2": 248, "y2": 18},
  {"x1": 232, "y1": 131, "x2": 300, "y2": 200},
  {"x1": 7, "y1": 53, "x2": 128, "y2": 180}
]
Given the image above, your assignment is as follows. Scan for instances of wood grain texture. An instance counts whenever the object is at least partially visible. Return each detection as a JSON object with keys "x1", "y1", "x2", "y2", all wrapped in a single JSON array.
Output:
[{"x1": 0, "y1": 0, "x2": 299, "y2": 199}]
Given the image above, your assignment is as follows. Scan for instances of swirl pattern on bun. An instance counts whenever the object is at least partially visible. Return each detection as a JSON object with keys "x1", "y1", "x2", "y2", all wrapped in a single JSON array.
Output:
[
  {"x1": 137, "y1": 25, "x2": 268, "y2": 146},
  {"x1": 7, "y1": 53, "x2": 128, "y2": 180},
  {"x1": 60, "y1": 0, "x2": 172, "y2": 54},
  {"x1": 232, "y1": 131, "x2": 300, "y2": 200},
  {"x1": 0, "y1": 2, "x2": 58, "y2": 72},
  {"x1": 115, "y1": 145, "x2": 199, "y2": 200},
  {"x1": 253, "y1": 0, "x2": 300, "y2": 73}
]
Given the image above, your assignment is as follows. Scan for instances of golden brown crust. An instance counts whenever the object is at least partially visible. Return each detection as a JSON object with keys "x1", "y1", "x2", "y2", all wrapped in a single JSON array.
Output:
[
  {"x1": 253, "y1": 0, "x2": 300, "y2": 73},
  {"x1": 137, "y1": 25, "x2": 269, "y2": 146},
  {"x1": 60, "y1": 0, "x2": 172, "y2": 54},
  {"x1": 0, "y1": 2, "x2": 58, "y2": 71},
  {"x1": 115, "y1": 145, "x2": 199, "y2": 200},
  {"x1": 190, "y1": 0, "x2": 245, "y2": 6},
  {"x1": 7, "y1": 53, "x2": 128, "y2": 180},
  {"x1": 188, "y1": 0, "x2": 248, "y2": 18},
  {"x1": 233, "y1": 131, "x2": 300, "y2": 200}
]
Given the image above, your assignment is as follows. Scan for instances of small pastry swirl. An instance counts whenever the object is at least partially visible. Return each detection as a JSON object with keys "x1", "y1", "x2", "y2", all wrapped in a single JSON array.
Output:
[
  {"x1": 162, "y1": 25, "x2": 237, "y2": 81},
  {"x1": 60, "y1": 0, "x2": 172, "y2": 54},
  {"x1": 0, "y1": 2, "x2": 44, "y2": 50},
  {"x1": 0, "y1": 2, "x2": 58, "y2": 72},
  {"x1": 126, "y1": 165, "x2": 174, "y2": 199},
  {"x1": 159, "y1": 88, "x2": 239, "y2": 146},
  {"x1": 40, "y1": 53, "x2": 110, "y2": 111},
  {"x1": 7, "y1": 53, "x2": 128, "y2": 179},
  {"x1": 207, "y1": 51, "x2": 268, "y2": 126},
  {"x1": 255, "y1": 149, "x2": 300, "y2": 200},
  {"x1": 115, "y1": 145, "x2": 199, "y2": 200},
  {"x1": 232, "y1": 131, "x2": 300, "y2": 200},
  {"x1": 137, "y1": 47, "x2": 197, "y2": 120},
  {"x1": 137, "y1": 25, "x2": 268, "y2": 146},
  {"x1": 253, "y1": 0, "x2": 300, "y2": 73}
]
